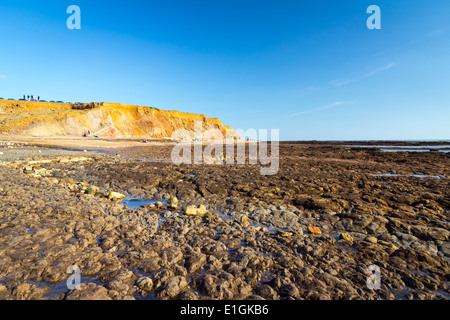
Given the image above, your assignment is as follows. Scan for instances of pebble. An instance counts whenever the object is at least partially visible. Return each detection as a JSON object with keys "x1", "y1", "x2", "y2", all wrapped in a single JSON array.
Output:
[{"x1": 364, "y1": 236, "x2": 378, "y2": 244}]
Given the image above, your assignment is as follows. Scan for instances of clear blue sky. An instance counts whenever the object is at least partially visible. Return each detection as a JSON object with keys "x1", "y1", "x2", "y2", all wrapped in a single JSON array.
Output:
[{"x1": 1, "y1": 0, "x2": 449, "y2": 140}]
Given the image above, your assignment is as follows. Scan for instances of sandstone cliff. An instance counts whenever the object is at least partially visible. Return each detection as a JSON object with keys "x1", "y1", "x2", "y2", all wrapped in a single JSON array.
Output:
[{"x1": 0, "y1": 100, "x2": 239, "y2": 139}]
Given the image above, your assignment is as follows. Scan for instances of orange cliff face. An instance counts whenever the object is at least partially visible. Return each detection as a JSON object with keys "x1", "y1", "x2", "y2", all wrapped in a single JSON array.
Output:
[{"x1": 0, "y1": 100, "x2": 241, "y2": 139}]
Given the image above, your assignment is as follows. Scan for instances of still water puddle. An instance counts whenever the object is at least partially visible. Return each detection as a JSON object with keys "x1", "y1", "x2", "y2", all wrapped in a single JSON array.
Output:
[
  {"x1": 336, "y1": 243, "x2": 360, "y2": 253},
  {"x1": 374, "y1": 174, "x2": 444, "y2": 179},
  {"x1": 28, "y1": 276, "x2": 101, "y2": 299},
  {"x1": 344, "y1": 145, "x2": 450, "y2": 149},
  {"x1": 343, "y1": 145, "x2": 450, "y2": 153},
  {"x1": 381, "y1": 149, "x2": 430, "y2": 153},
  {"x1": 120, "y1": 197, "x2": 168, "y2": 210}
]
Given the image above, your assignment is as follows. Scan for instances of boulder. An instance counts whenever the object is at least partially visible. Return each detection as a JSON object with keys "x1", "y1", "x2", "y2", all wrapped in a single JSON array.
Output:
[
  {"x1": 136, "y1": 277, "x2": 154, "y2": 292},
  {"x1": 185, "y1": 205, "x2": 197, "y2": 216},
  {"x1": 427, "y1": 228, "x2": 449, "y2": 241},
  {"x1": 340, "y1": 233, "x2": 354, "y2": 243},
  {"x1": 277, "y1": 230, "x2": 293, "y2": 238},
  {"x1": 23, "y1": 166, "x2": 34, "y2": 174},
  {"x1": 184, "y1": 205, "x2": 208, "y2": 217},
  {"x1": 106, "y1": 192, "x2": 126, "y2": 201},
  {"x1": 278, "y1": 283, "x2": 300, "y2": 298},
  {"x1": 185, "y1": 253, "x2": 207, "y2": 273},
  {"x1": 156, "y1": 276, "x2": 188, "y2": 300},
  {"x1": 65, "y1": 283, "x2": 112, "y2": 300},
  {"x1": 168, "y1": 196, "x2": 179, "y2": 209},
  {"x1": 308, "y1": 226, "x2": 322, "y2": 236},
  {"x1": 85, "y1": 186, "x2": 99, "y2": 195},
  {"x1": 238, "y1": 215, "x2": 250, "y2": 227},
  {"x1": 364, "y1": 236, "x2": 378, "y2": 244}
]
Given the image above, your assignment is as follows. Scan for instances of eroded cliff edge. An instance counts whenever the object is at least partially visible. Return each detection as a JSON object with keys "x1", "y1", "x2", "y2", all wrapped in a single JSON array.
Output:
[{"x1": 0, "y1": 100, "x2": 238, "y2": 139}]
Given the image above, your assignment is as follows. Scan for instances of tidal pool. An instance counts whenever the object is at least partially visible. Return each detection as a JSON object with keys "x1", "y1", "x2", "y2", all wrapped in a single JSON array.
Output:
[
  {"x1": 121, "y1": 197, "x2": 167, "y2": 210},
  {"x1": 374, "y1": 174, "x2": 444, "y2": 179},
  {"x1": 28, "y1": 276, "x2": 101, "y2": 299},
  {"x1": 342, "y1": 145, "x2": 450, "y2": 153}
]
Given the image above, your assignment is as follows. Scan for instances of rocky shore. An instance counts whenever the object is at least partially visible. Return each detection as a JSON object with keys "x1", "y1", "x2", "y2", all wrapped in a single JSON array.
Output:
[{"x1": 0, "y1": 142, "x2": 448, "y2": 300}]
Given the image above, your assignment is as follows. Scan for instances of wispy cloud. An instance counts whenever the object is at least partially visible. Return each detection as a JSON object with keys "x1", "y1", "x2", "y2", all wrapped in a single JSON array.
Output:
[
  {"x1": 0, "y1": 75, "x2": 6, "y2": 80},
  {"x1": 330, "y1": 62, "x2": 396, "y2": 87},
  {"x1": 291, "y1": 62, "x2": 393, "y2": 117},
  {"x1": 292, "y1": 101, "x2": 355, "y2": 116},
  {"x1": 330, "y1": 78, "x2": 353, "y2": 87},
  {"x1": 365, "y1": 62, "x2": 395, "y2": 76},
  {"x1": 427, "y1": 28, "x2": 446, "y2": 37}
]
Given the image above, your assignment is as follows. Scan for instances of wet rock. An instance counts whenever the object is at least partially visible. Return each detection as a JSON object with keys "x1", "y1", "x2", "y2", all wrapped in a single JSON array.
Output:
[
  {"x1": 85, "y1": 186, "x2": 99, "y2": 195},
  {"x1": 402, "y1": 276, "x2": 425, "y2": 290},
  {"x1": 196, "y1": 274, "x2": 233, "y2": 299},
  {"x1": 294, "y1": 196, "x2": 338, "y2": 211},
  {"x1": 246, "y1": 294, "x2": 266, "y2": 300},
  {"x1": 136, "y1": 277, "x2": 154, "y2": 292},
  {"x1": 254, "y1": 284, "x2": 278, "y2": 300},
  {"x1": 66, "y1": 283, "x2": 112, "y2": 300},
  {"x1": 308, "y1": 226, "x2": 322, "y2": 236},
  {"x1": 23, "y1": 166, "x2": 34, "y2": 174},
  {"x1": 427, "y1": 228, "x2": 449, "y2": 241},
  {"x1": 278, "y1": 283, "x2": 300, "y2": 299},
  {"x1": 160, "y1": 246, "x2": 183, "y2": 267},
  {"x1": 184, "y1": 204, "x2": 208, "y2": 217},
  {"x1": 267, "y1": 276, "x2": 292, "y2": 292},
  {"x1": 277, "y1": 230, "x2": 293, "y2": 238},
  {"x1": 156, "y1": 276, "x2": 188, "y2": 300},
  {"x1": 340, "y1": 233, "x2": 354, "y2": 243},
  {"x1": 59, "y1": 156, "x2": 92, "y2": 164},
  {"x1": 205, "y1": 255, "x2": 223, "y2": 271},
  {"x1": 310, "y1": 246, "x2": 327, "y2": 259},
  {"x1": 106, "y1": 280, "x2": 130, "y2": 295},
  {"x1": 364, "y1": 236, "x2": 378, "y2": 244},
  {"x1": 238, "y1": 215, "x2": 250, "y2": 227},
  {"x1": 172, "y1": 263, "x2": 188, "y2": 277},
  {"x1": 177, "y1": 291, "x2": 199, "y2": 300},
  {"x1": 59, "y1": 178, "x2": 77, "y2": 185},
  {"x1": 152, "y1": 269, "x2": 175, "y2": 289},
  {"x1": 233, "y1": 277, "x2": 252, "y2": 298},
  {"x1": 184, "y1": 253, "x2": 207, "y2": 274},
  {"x1": 439, "y1": 242, "x2": 450, "y2": 259},
  {"x1": 79, "y1": 180, "x2": 90, "y2": 187},
  {"x1": 137, "y1": 257, "x2": 159, "y2": 274},
  {"x1": 12, "y1": 283, "x2": 34, "y2": 299},
  {"x1": 105, "y1": 192, "x2": 126, "y2": 201},
  {"x1": 168, "y1": 196, "x2": 179, "y2": 209}
]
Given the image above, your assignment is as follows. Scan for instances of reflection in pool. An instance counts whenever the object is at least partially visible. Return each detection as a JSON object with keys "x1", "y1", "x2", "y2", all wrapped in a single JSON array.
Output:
[
  {"x1": 121, "y1": 197, "x2": 168, "y2": 210},
  {"x1": 374, "y1": 174, "x2": 444, "y2": 179},
  {"x1": 28, "y1": 276, "x2": 101, "y2": 299},
  {"x1": 342, "y1": 145, "x2": 450, "y2": 153},
  {"x1": 381, "y1": 149, "x2": 430, "y2": 153}
]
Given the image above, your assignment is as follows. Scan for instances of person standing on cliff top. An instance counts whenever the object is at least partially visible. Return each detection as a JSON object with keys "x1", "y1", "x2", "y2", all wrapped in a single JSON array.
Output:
[{"x1": 27, "y1": 95, "x2": 30, "y2": 100}]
